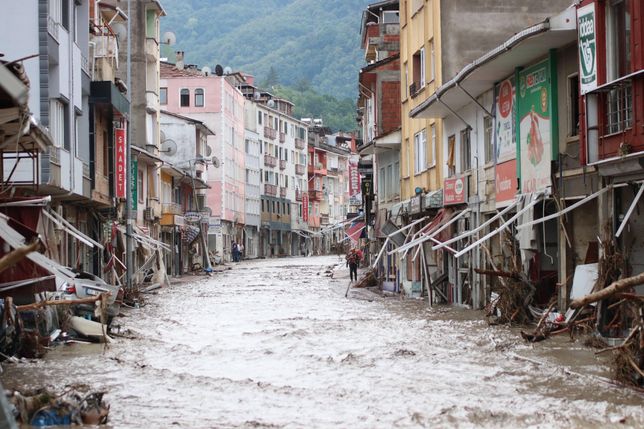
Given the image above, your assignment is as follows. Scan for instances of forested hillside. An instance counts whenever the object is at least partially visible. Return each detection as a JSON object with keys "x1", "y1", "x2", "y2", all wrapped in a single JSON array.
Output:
[{"x1": 160, "y1": 0, "x2": 371, "y2": 131}]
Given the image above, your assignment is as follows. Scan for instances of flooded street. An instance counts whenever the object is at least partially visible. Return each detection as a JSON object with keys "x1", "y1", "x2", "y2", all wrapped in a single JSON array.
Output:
[{"x1": 2, "y1": 256, "x2": 643, "y2": 428}]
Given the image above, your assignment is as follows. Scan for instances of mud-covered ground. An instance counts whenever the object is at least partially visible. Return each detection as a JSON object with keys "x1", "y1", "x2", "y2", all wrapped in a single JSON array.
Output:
[{"x1": 2, "y1": 256, "x2": 643, "y2": 428}]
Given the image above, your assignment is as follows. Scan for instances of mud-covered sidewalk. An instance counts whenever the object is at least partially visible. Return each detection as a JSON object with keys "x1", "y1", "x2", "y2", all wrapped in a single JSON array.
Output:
[{"x1": 2, "y1": 256, "x2": 643, "y2": 428}]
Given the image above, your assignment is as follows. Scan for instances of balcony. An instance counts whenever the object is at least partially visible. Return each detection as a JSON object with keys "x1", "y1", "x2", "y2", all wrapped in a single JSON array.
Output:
[
  {"x1": 295, "y1": 138, "x2": 306, "y2": 150},
  {"x1": 279, "y1": 159, "x2": 286, "y2": 170},
  {"x1": 264, "y1": 126, "x2": 277, "y2": 140},
  {"x1": 264, "y1": 183, "x2": 277, "y2": 197},
  {"x1": 264, "y1": 154, "x2": 277, "y2": 168},
  {"x1": 309, "y1": 189, "x2": 323, "y2": 201},
  {"x1": 308, "y1": 162, "x2": 327, "y2": 176},
  {"x1": 295, "y1": 164, "x2": 305, "y2": 176},
  {"x1": 279, "y1": 132, "x2": 286, "y2": 143},
  {"x1": 162, "y1": 202, "x2": 183, "y2": 215},
  {"x1": 280, "y1": 187, "x2": 287, "y2": 198}
]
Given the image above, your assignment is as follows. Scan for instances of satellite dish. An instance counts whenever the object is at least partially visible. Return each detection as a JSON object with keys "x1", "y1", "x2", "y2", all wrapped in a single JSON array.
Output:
[
  {"x1": 267, "y1": 99, "x2": 275, "y2": 108},
  {"x1": 214, "y1": 64, "x2": 224, "y2": 76},
  {"x1": 112, "y1": 22, "x2": 127, "y2": 41},
  {"x1": 211, "y1": 156, "x2": 221, "y2": 168},
  {"x1": 202, "y1": 66, "x2": 212, "y2": 76},
  {"x1": 205, "y1": 145, "x2": 213, "y2": 157},
  {"x1": 162, "y1": 31, "x2": 176, "y2": 46},
  {"x1": 253, "y1": 92, "x2": 262, "y2": 100},
  {"x1": 223, "y1": 66, "x2": 232, "y2": 75},
  {"x1": 160, "y1": 139, "x2": 177, "y2": 156}
]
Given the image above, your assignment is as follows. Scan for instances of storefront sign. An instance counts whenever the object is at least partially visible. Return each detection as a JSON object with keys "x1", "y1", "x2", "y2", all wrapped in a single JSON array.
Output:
[
  {"x1": 302, "y1": 193, "x2": 309, "y2": 222},
  {"x1": 208, "y1": 216, "x2": 221, "y2": 234},
  {"x1": 130, "y1": 157, "x2": 137, "y2": 211},
  {"x1": 494, "y1": 78, "x2": 516, "y2": 163},
  {"x1": 577, "y1": 4, "x2": 597, "y2": 94},
  {"x1": 444, "y1": 177, "x2": 467, "y2": 205},
  {"x1": 410, "y1": 195, "x2": 422, "y2": 214},
  {"x1": 495, "y1": 159, "x2": 517, "y2": 208},
  {"x1": 114, "y1": 128, "x2": 126, "y2": 198},
  {"x1": 348, "y1": 156, "x2": 362, "y2": 206},
  {"x1": 518, "y1": 59, "x2": 554, "y2": 193}
]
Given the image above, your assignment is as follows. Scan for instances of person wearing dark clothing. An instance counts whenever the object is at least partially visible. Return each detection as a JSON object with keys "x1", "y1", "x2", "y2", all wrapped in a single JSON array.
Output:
[{"x1": 346, "y1": 248, "x2": 363, "y2": 282}]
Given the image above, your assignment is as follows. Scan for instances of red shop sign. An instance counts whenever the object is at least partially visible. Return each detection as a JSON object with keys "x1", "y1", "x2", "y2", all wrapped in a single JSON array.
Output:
[
  {"x1": 302, "y1": 193, "x2": 309, "y2": 222},
  {"x1": 444, "y1": 177, "x2": 467, "y2": 206},
  {"x1": 115, "y1": 128, "x2": 126, "y2": 198},
  {"x1": 495, "y1": 159, "x2": 517, "y2": 208}
]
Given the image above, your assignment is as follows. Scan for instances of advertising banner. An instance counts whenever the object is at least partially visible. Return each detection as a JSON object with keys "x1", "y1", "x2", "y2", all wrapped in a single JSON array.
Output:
[
  {"x1": 114, "y1": 128, "x2": 126, "y2": 199},
  {"x1": 494, "y1": 78, "x2": 516, "y2": 163},
  {"x1": 302, "y1": 193, "x2": 309, "y2": 222},
  {"x1": 495, "y1": 159, "x2": 517, "y2": 208},
  {"x1": 208, "y1": 216, "x2": 221, "y2": 234},
  {"x1": 578, "y1": 4, "x2": 597, "y2": 94},
  {"x1": 348, "y1": 156, "x2": 362, "y2": 206},
  {"x1": 444, "y1": 177, "x2": 467, "y2": 206},
  {"x1": 130, "y1": 157, "x2": 137, "y2": 211},
  {"x1": 518, "y1": 59, "x2": 553, "y2": 194}
]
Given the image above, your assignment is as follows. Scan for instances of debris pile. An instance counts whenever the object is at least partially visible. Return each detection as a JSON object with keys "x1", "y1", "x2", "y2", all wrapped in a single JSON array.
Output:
[{"x1": 7, "y1": 386, "x2": 110, "y2": 426}]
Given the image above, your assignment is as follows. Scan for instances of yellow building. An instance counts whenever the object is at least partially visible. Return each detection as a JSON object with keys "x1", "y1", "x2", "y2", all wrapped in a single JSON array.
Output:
[{"x1": 399, "y1": 0, "x2": 442, "y2": 201}]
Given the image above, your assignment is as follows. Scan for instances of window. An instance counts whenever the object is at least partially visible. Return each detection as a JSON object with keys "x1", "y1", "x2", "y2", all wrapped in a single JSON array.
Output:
[
  {"x1": 272, "y1": 201, "x2": 276, "y2": 213},
  {"x1": 405, "y1": 138, "x2": 410, "y2": 177},
  {"x1": 403, "y1": 61, "x2": 409, "y2": 99},
  {"x1": 460, "y1": 128, "x2": 471, "y2": 172},
  {"x1": 386, "y1": 164, "x2": 393, "y2": 200},
  {"x1": 484, "y1": 116, "x2": 493, "y2": 163},
  {"x1": 394, "y1": 161, "x2": 400, "y2": 195},
  {"x1": 429, "y1": 40, "x2": 435, "y2": 82},
  {"x1": 180, "y1": 89, "x2": 189, "y2": 107},
  {"x1": 261, "y1": 199, "x2": 265, "y2": 212},
  {"x1": 414, "y1": 129, "x2": 427, "y2": 174},
  {"x1": 138, "y1": 169, "x2": 144, "y2": 203},
  {"x1": 49, "y1": 99, "x2": 64, "y2": 148},
  {"x1": 428, "y1": 123, "x2": 436, "y2": 167},
  {"x1": 258, "y1": 111, "x2": 262, "y2": 124},
  {"x1": 379, "y1": 167, "x2": 385, "y2": 202},
  {"x1": 195, "y1": 88, "x2": 204, "y2": 107},
  {"x1": 605, "y1": 83, "x2": 633, "y2": 134},
  {"x1": 382, "y1": 11, "x2": 399, "y2": 24},
  {"x1": 411, "y1": 47, "x2": 425, "y2": 94},
  {"x1": 447, "y1": 135, "x2": 456, "y2": 176},
  {"x1": 567, "y1": 74, "x2": 580, "y2": 137},
  {"x1": 606, "y1": 0, "x2": 631, "y2": 80},
  {"x1": 160, "y1": 87, "x2": 167, "y2": 105}
]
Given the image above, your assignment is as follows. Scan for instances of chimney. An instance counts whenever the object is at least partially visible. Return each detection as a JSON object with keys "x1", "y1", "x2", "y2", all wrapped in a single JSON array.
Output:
[{"x1": 175, "y1": 51, "x2": 185, "y2": 70}]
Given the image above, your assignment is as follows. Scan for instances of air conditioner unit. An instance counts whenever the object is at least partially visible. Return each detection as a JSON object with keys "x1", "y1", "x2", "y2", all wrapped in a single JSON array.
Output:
[{"x1": 144, "y1": 206, "x2": 155, "y2": 221}]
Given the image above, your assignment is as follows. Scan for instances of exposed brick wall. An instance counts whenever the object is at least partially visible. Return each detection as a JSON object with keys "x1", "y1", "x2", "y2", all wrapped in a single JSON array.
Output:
[{"x1": 380, "y1": 80, "x2": 401, "y2": 136}]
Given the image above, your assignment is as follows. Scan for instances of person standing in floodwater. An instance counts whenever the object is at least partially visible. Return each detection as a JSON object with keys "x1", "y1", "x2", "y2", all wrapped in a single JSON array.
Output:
[{"x1": 346, "y1": 247, "x2": 363, "y2": 282}]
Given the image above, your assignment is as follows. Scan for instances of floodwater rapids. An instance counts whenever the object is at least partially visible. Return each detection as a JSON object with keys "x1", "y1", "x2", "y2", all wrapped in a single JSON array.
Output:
[{"x1": 2, "y1": 256, "x2": 643, "y2": 428}]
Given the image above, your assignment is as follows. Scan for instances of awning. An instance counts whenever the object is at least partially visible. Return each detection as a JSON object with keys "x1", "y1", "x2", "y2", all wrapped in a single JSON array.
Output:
[
  {"x1": 584, "y1": 69, "x2": 644, "y2": 94},
  {"x1": 42, "y1": 209, "x2": 104, "y2": 250},
  {"x1": 118, "y1": 224, "x2": 171, "y2": 252},
  {"x1": 394, "y1": 209, "x2": 470, "y2": 255},
  {"x1": 0, "y1": 213, "x2": 76, "y2": 281},
  {"x1": 410, "y1": 8, "x2": 577, "y2": 119},
  {"x1": 132, "y1": 145, "x2": 164, "y2": 164},
  {"x1": 345, "y1": 221, "x2": 365, "y2": 244}
]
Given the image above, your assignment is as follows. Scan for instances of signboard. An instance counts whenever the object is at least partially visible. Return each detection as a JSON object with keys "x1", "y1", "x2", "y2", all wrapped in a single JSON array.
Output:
[
  {"x1": 495, "y1": 159, "x2": 517, "y2": 208},
  {"x1": 348, "y1": 156, "x2": 362, "y2": 206},
  {"x1": 130, "y1": 157, "x2": 137, "y2": 211},
  {"x1": 518, "y1": 59, "x2": 554, "y2": 194},
  {"x1": 444, "y1": 177, "x2": 467, "y2": 205},
  {"x1": 410, "y1": 195, "x2": 422, "y2": 214},
  {"x1": 185, "y1": 211, "x2": 202, "y2": 223},
  {"x1": 302, "y1": 193, "x2": 309, "y2": 222},
  {"x1": 578, "y1": 4, "x2": 597, "y2": 94},
  {"x1": 494, "y1": 78, "x2": 516, "y2": 163},
  {"x1": 208, "y1": 216, "x2": 221, "y2": 234},
  {"x1": 114, "y1": 128, "x2": 126, "y2": 198}
]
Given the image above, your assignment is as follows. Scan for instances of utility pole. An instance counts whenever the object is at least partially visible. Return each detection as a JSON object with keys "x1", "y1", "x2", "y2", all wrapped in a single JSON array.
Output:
[{"x1": 125, "y1": 0, "x2": 133, "y2": 290}]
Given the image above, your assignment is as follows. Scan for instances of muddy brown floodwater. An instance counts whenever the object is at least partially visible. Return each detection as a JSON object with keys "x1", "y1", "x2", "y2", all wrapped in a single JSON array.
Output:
[{"x1": 2, "y1": 256, "x2": 643, "y2": 428}]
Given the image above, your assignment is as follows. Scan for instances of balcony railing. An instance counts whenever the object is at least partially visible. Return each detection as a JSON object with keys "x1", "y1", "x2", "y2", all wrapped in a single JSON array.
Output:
[
  {"x1": 279, "y1": 159, "x2": 286, "y2": 170},
  {"x1": 309, "y1": 190, "x2": 323, "y2": 201},
  {"x1": 264, "y1": 126, "x2": 277, "y2": 140},
  {"x1": 280, "y1": 187, "x2": 287, "y2": 198},
  {"x1": 264, "y1": 183, "x2": 277, "y2": 196},
  {"x1": 295, "y1": 164, "x2": 305, "y2": 175},
  {"x1": 264, "y1": 154, "x2": 277, "y2": 168},
  {"x1": 279, "y1": 132, "x2": 286, "y2": 143},
  {"x1": 162, "y1": 202, "x2": 183, "y2": 215},
  {"x1": 294, "y1": 138, "x2": 306, "y2": 150}
]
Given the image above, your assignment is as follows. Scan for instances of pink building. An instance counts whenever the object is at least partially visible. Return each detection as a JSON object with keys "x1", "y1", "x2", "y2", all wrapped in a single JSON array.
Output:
[{"x1": 160, "y1": 56, "x2": 246, "y2": 261}]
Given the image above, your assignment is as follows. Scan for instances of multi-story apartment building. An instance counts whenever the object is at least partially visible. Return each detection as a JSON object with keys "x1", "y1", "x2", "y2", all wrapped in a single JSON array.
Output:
[
  {"x1": 160, "y1": 55, "x2": 246, "y2": 262},
  {"x1": 0, "y1": 0, "x2": 95, "y2": 271},
  {"x1": 238, "y1": 85, "x2": 309, "y2": 258},
  {"x1": 242, "y1": 84, "x2": 262, "y2": 259}
]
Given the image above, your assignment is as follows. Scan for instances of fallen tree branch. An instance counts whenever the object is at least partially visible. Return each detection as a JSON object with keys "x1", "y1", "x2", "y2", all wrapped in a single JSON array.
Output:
[
  {"x1": 570, "y1": 272, "x2": 644, "y2": 309},
  {"x1": 0, "y1": 240, "x2": 41, "y2": 275}
]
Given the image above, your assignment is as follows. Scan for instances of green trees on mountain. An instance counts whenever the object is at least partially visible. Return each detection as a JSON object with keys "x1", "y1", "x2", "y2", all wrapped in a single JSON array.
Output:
[{"x1": 160, "y1": 0, "x2": 370, "y2": 132}]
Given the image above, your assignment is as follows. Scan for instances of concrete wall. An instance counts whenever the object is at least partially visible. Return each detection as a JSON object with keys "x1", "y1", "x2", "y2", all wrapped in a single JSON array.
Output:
[{"x1": 440, "y1": 0, "x2": 574, "y2": 80}]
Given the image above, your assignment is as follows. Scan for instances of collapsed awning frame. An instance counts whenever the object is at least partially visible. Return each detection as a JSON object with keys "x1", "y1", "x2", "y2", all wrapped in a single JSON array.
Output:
[
  {"x1": 394, "y1": 209, "x2": 470, "y2": 256},
  {"x1": 616, "y1": 184, "x2": 644, "y2": 238},
  {"x1": 42, "y1": 209, "x2": 104, "y2": 250}
]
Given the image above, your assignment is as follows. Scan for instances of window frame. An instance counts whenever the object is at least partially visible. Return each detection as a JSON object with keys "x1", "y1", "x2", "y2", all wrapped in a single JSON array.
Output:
[
  {"x1": 160, "y1": 87, "x2": 168, "y2": 105},
  {"x1": 194, "y1": 88, "x2": 204, "y2": 107},
  {"x1": 180, "y1": 88, "x2": 190, "y2": 107}
]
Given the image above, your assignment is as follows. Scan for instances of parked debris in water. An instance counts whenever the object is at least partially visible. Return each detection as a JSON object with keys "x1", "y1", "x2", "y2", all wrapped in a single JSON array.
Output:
[{"x1": 7, "y1": 386, "x2": 109, "y2": 426}]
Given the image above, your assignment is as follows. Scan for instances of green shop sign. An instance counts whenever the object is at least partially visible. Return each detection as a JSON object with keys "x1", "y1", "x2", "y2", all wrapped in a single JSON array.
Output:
[
  {"x1": 577, "y1": 3, "x2": 597, "y2": 94},
  {"x1": 516, "y1": 55, "x2": 558, "y2": 194},
  {"x1": 130, "y1": 157, "x2": 137, "y2": 212}
]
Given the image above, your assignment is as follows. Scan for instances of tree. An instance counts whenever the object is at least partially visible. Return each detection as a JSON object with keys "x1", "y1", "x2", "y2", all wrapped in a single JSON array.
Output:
[{"x1": 262, "y1": 66, "x2": 280, "y2": 89}]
